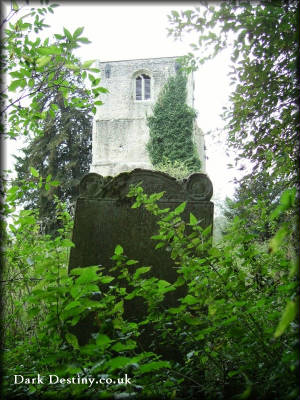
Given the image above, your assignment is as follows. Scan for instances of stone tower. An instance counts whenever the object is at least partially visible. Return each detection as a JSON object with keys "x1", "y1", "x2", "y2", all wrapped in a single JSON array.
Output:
[{"x1": 90, "y1": 56, "x2": 206, "y2": 176}]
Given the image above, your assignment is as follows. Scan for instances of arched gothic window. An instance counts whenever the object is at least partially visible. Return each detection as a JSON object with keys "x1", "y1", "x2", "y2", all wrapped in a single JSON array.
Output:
[{"x1": 136, "y1": 74, "x2": 151, "y2": 100}]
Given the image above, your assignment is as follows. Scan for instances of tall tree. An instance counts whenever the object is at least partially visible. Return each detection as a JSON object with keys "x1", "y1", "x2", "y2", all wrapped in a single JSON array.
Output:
[
  {"x1": 224, "y1": 171, "x2": 290, "y2": 241},
  {"x1": 147, "y1": 70, "x2": 201, "y2": 174},
  {"x1": 14, "y1": 71, "x2": 92, "y2": 234},
  {"x1": 1, "y1": 2, "x2": 106, "y2": 234},
  {"x1": 168, "y1": 1, "x2": 299, "y2": 190},
  {"x1": 1, "y1": 2, "x2": 105, "y2": 140},
  {"x1": 168, "y1": 0, "x2": 299, "y2": 252}
]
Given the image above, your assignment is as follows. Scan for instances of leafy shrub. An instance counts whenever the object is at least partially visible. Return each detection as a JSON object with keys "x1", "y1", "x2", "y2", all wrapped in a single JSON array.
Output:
[
  {"x1": 2, "y1": 179, "x2": 298, "y2": 399},
  {"x1": 126, "y1": 185, "x2": 299, "y2": 400}
]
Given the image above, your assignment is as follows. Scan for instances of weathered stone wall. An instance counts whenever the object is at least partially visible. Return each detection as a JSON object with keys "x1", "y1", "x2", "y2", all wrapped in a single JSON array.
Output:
[{"x1": 91, "y1": 57, "x2": 206, "y2": 176}]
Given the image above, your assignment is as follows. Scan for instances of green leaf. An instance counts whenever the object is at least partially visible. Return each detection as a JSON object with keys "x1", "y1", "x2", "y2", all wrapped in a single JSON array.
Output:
[
  {"x1": 12, "y1": 1, "x2": 19, "y2": 11},
  {"x1": 182, "y1": 294, "x2": 198, "y2": 305},
  {"x1": 209, "y1": 247, "x2": 221, "y2": 257},
  {"x1": 37, "y1": 46, "x2": 61, "y2": 55},
  {"x1": 113, "y1": 300, "x2": 124, "y2": 313},
  {"x1": 30, "y1": 167, "x2": 39, "y2": 177},
  {"x1": 221, "y1": 315, "x2": 238, "y2": 326},
  {"x1": 111, "y1": 341, "x2": 136, "y2": 352},
  {"x1": 114, "y1": 244, "x2": 123, "y2": 255},
  {"x1": 139, "y1": 361, "x2": 171, "y2": 374},
  {"x1": 269, "y1": 224, "x2": 288, "y2": 253},
  {"x1": 63, "y1": 27, "x2": 73, "y2": 40},
  {"x1": 158, "y1": 279, "x2": 171, "y2": 287},
  {"x1": 37, "y1": 55, "x2": 51, "y2": 68},
  {"x1": 274, "y1": 301, "x2": 297, "y2": 338},
  {"x1": 50, "y1": 180, "x2": 60, "y2": 187},
  {"x1": 73, "y1": 27, "x2": 84, "y2": 38},
  {"x1": 174, "y1": 202, "x2": 186, "y2": 215},
  {"x1": 64, "y1": 300, "x2": 80, "y2": 311},
  {"x1": 105, "y1": 356, "x2": 133, "y2": 371},
  {"x1": 61, "y1": 239, "x2": 75, "y2": 248},
  {"x1": 99, "y1": 275, "x2": 114, "y2": 284},
  {"x1": 126, "y1": 259, "x2": 138, "y2": 266},
  {"x1": 10, "y1": 71, "x2": 23, "y2": 78},
  {"x1": 75, "y1": 268, "x2": 99, "y2": 284},
  {"x1": 48, "y1": 109, "x2": 55, "y2": 119},
  {"x1": 96, "y1": 86, "x2": 108, "y2": 92},
  {"x1": 96, "y1": 333, "x2": 111, "y2": 347},
  {"x1": 189, "y1": 212, "x2": 198, "y2": 225},
  {"x1": 151, "y1": 234, "x2": 163, "y2": 240},
  {"x1": 65, "y1": 333, "x2": 79, "y2": 349},
  {"x1": 168, "y1": 306, "x2": 185, "y2": 314},
  {"x1": 70, "y1": 284, "x2": 99, "y2": 300},
  {"x1": 82, "y1": 59, "x2": 96, "y2": 69},
  {"x1": 9, "y1": 79, "x2": 25, "y2": 91},
  {"x1": 77, "y1": 37, "x2": 90, "y2": 44},
  {"x1": 280, "y1": 188, "x2": 296, "y2": 208},
  {"x1": 65, "y1": 64, "x2": 80, "y2": 71},
  {"x1": 270, "y1": 188, "x2": 297, "y2": 220},
  {"x1": 171, "y1": 10, "x2": 180, "y2": 18},
  {"x1": 133, "y1": 266, "x2": 151, "y2": 279},
  {"x1": 155, "y1": 242, "x2": 165, "y2": 249},
  {"x1": 202, "y1": 225, "x2": 212, "y2": 237},
  {"x1": 70, "y1": 266, "x2": 99, "y2": 276},
  {"x1": 46, "y1": 174, "x2": 52, "y2": 182},
  {"x1": 28, "y1": 385, "x2": 36, "y2": 395}
]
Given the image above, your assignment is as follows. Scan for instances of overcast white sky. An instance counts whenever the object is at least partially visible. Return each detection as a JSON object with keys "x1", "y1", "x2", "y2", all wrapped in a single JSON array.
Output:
[{"x1": 5, "y1": 2, "x2": 237, "y2": 207}]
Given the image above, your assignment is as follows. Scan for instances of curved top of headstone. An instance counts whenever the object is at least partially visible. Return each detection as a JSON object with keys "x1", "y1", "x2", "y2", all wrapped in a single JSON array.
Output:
[{"x1": 79, "y1": 169, "x2": 213, "y2": 202}]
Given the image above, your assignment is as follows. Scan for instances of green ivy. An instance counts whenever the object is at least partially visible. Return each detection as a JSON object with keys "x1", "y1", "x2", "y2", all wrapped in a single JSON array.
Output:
[{"x1": 147, "y1": 70, "x2": 201, "y2": 174}]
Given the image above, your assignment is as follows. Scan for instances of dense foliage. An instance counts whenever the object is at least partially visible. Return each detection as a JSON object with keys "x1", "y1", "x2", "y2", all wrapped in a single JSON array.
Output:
[
  {"x1": 2, "y1": 2, "x2": 299, "y2": 399},
  {"x1": 3, "y1": 183, "x2": 298, "y2": 399},
  {"x1": 168, "y1": 0, "x2": 299, "y2": 250},
  {"x1": 13, "y1": 71, "x2": 93, "y2": 234},
  {"x1": 223, "y1": 171, "x2": 297, "y2": 243},
  {"x1": 168, "y1": 1, "x2": 299, "y2": 189},
  {"x1": 147, "y1": 71, "x2": 201, "y2": 174},
  {"x1": 1, "y1": 1, "x2": 105, "y2": 139},
  {"x1": 168, "y1": 1, "x2": 299, "y2": 347}
]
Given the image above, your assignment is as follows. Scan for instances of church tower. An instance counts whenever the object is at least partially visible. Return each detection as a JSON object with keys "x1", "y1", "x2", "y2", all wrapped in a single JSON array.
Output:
[{"x1": 90, "y1": 56, "x2": 206, "y2": 176}]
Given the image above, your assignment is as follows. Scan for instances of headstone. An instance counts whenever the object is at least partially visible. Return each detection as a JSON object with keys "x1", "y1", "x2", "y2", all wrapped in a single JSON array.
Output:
[{"x1": 68, "y1": 169, "x2": 214, "y2": 354}]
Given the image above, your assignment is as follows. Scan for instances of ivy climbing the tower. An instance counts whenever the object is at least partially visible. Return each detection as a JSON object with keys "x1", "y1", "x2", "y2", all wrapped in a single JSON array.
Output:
[{"x1": 146, "y1": 70, "x2": 201, "y2": 175}]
